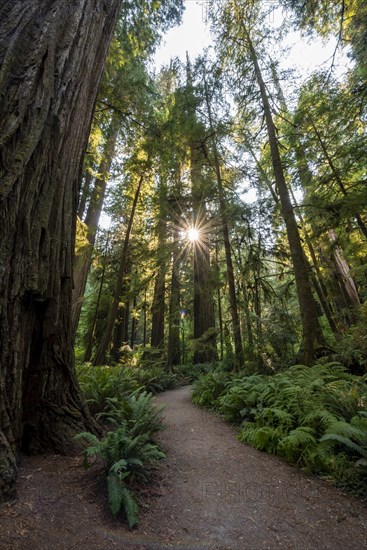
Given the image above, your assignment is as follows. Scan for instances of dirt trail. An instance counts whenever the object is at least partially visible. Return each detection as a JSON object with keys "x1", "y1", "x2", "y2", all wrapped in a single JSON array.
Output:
[{"x1": 1, "y1": 385, "x2": 366, "y2": 549}]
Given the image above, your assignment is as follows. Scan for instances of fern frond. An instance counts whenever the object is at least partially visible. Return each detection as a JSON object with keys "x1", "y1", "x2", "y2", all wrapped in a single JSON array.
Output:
[
  {"x1": 320, "y1": 434, "x2": 367, "y2": 457},
  {"x1": 120, "y1": 486, "x2": 140, "y2": 529},
  {"x1": 107, "y1": 474, "x2": 124, "y2": 517}
]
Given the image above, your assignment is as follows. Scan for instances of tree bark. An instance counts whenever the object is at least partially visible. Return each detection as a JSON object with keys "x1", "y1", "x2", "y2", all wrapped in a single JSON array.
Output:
[
  {"x1": 167, "y1": 231, "x2": 181, "y2": 370},
  {"x1": 242, "y1": 25, "x2": 326, "y2": 364},
  {"x1": 0, "y1": 0, "x2": 121, "y2": 498}
]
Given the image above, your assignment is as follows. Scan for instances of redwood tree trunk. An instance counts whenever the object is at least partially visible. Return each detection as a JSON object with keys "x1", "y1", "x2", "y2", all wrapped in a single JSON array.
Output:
[{"x1": 0, "y1": 0, "x2": 121, "y2": 498}]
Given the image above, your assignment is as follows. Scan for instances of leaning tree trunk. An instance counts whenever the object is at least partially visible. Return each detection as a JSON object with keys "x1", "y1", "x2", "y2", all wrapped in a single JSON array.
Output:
[
  {"x1": 0, "y1": 0, "x2": 121, "y2": 498},
  {"x1": 243, "y1": 26, "x2": 326, "y2": 364}
]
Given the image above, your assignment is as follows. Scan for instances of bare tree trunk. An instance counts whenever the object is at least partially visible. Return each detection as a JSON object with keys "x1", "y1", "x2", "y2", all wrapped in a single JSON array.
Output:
[
  {"x1": 130, "y1": 295, "x2": 137, "y2": 349},
  {"x1": 215, "y1": 243, "x2": 224, "y2": 361},
  {"x1": 78, "y1": 170, "x2": 93, "y2": 220},
  {"x1": 151, "y1": 181, "x2": 168, "y2": 349},
  {"x1": 190, "y1": 142, "x2": 217, "y2": 364},
  {"x1": 0, "y1": 0, "x2": 121, "y2": 498},
  {"x1": 329, "y1": 230, "x2": 361, "y2": 307},
  {"x1": 93, "y1": 173, "x2": 144, "y2": 365},
  {"x1": 72, "y1": 111, "x2": 120, "y2": 335},
  {"x1": 203, "y1": 77, "x2": 243, "y2": 368},
  {"x1": 242, "y1": 25, "x2": 326, "y2": 364},
  {"x1": 84, "y1": 230, "x2": 111, "y2": 362},
  {"x1": 167, "y1": 231, "x2": 181, "y2": 370}
]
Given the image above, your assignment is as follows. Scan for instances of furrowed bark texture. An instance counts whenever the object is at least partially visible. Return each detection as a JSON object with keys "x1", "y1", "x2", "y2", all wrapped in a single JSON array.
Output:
[{"x1": 0, "y1": 0, "x2": 121, "y2": 498}]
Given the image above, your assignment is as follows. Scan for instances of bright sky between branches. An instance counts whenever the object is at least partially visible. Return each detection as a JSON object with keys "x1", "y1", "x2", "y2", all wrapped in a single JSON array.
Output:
[{"x1": 154, "y1": 0, "x2": 349, "y2": 81}]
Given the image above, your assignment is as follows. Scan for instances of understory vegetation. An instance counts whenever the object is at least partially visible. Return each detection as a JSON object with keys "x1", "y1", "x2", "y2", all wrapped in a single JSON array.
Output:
[
  {"x1": 75, "y1": 365, "x2": 172, "y2": 527},
  {"x1": 193, "y1": 362, "x2": 367, "y2": 496},
  {"x1": 75, "y1": 360, "x2": 219, "y2": 526}
]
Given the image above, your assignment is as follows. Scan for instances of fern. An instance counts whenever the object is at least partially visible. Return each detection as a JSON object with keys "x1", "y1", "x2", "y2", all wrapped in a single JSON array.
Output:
[
  {"x1": 239, "y1": 424, "x2": 282, "y2": 453},
  {"x1": 120, "y1": 485, "x2": 140, "y2": 528},
  {"x1": 192, "y1": 361, "x2": 367, "y2": 495},
  {"x1": 279, "y1": 427, "x2": 317, "y2": 463}
]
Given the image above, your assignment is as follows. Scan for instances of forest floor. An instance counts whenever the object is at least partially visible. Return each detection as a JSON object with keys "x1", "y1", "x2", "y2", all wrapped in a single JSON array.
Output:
[{"x1": 0, "y1": 385, "x2": 366, "y2": 550}]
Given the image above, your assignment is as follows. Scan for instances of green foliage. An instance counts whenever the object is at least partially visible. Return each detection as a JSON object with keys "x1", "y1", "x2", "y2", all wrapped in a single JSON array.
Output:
[
  {"x1": 192, "y1": 369, "x2": 231, "y2": 408},
  {"x1": 76, "y1": 363, "x2": 177, "y2": 416},
  {"x1": 173, "y1": 362, "x2": 219, "y2": 383},
  {"x1": 98, "y1": 389, "x2": 164, "y2": 439},
  {"x1": 76, "y1": 364, "x2": 140, "y2": 414},
  {"x1": 76, "y1": 364, "x2": 169, "y2": 526},
  {"x1": 76, "y1": 426, "x2": 165, "y2": 527},
  {"x1": 133, "y1": 366, "x2": 176, "y2": 394},
  {"x1": 193, "y1": 362, "x2": 367, "y2": 495}
]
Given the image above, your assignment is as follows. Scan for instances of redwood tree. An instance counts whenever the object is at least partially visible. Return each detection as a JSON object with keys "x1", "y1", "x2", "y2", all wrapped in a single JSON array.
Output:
[{"x1": 0, "y1": 0, "x2": 121, "y2": 497}]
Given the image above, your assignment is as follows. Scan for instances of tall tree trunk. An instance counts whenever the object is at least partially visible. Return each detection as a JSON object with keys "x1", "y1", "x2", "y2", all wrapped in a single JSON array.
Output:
[
  {"x1": 203, "y1": 77, "x2": 243, "y2": 368},
  {"x1": 78, "y1": 170, "x2": 93, "y2": 220},
  {"x1": 72, "y1": 111, "x2": 120, "y2": 335},
  {"x1": 167, "y1": 232, "x2": 181, "y2": 370},
  {"x1": 130, "y1": 295, "x2": 137, "y2": 349},
  {"x1": 151, "y1": 180, "x2": 168, "y2": 349},
  {"x1": 242, "y1": 25, "x2": 326, "y2": 364},
  {"x1": 190, "y1": 142, "x2": 217, "y2": 364},
  {"x1": 84, "y1": 230, "x2": 111, "y2": 362},
  {"x1": 329, "y1": 230, "x2": 361, "y2": 307},
  {"x1": 215, "y1": 243, "x2": 225, "y2": 361},
  {"x1": 111, "y1": 259, "x2": 131, "y2": 362},
  {"x1": 0, "y1": 0, "x2": 121, "y2": 498},
  {"x1": 151, "y1": 268, "x2": 166, "y2": 348},
  {"x1": 93, "y1": 173, "x2": 144, "y2": 365}
]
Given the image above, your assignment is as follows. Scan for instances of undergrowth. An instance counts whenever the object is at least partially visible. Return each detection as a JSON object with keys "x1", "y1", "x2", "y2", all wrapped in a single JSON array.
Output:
[
  {"x1": 76, "y1": 364, "x2": 169, "y2": 527},
  {"x1": 193, "y1": 362, "x2": 367, "y2": 496}
]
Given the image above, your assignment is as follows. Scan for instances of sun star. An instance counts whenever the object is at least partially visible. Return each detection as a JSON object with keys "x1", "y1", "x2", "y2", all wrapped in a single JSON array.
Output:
[{"x1": 187, "y1": 227, "x2": 199, "y2": 242}]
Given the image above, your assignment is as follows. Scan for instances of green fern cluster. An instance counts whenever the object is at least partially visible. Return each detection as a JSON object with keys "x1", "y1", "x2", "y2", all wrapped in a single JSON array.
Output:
[
  {"x1": 98, "y1": 390, "x2": 165, "y2": 439},
  {"x1": 76, "y1": 364, "x2": 177, "y2": 416},
  {"x1": 193, "y1": 363, "x2": 367, "y2": 495},
  {"x1": 76, "y1": 364, "x2": 140, "y2": 413},
  {"x1": 76, "y1": 389, "x2": 166, "y2": 527},
  {"x1": 133, "y1": 366, "x2": 176, "y2": 393},
  {"x1": 192, "y1": 370, "x2": 231, "y2": 408},
  {"x1": 76, "y1": 427, "x2": 165, "y2": 527}
]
